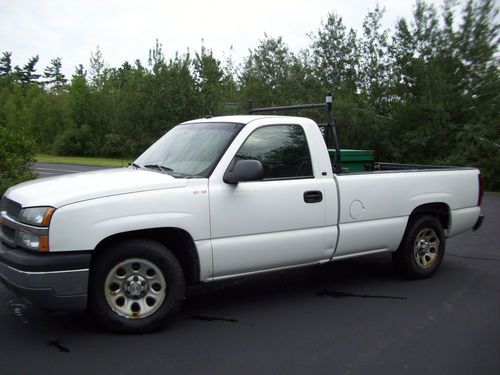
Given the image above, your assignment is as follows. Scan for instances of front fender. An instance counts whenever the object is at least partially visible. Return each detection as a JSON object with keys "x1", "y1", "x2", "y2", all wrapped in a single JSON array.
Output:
[{"x1": 49, "y1": 182, "x2": 210, "y2": 252}]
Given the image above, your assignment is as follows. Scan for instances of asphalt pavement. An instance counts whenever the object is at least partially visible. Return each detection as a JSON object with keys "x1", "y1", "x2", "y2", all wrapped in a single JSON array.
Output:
[
  {"x1": 0, "y1": 165, "x2": 498, "y2": 374},
  {"x1": 33, "y1": 162, "x2": 115, "y2": 177}
]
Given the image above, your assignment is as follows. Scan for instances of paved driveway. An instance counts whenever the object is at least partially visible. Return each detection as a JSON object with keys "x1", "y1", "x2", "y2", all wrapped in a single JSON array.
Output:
[
  {"x1": 33, "y1": 163, "x2": 115, "y2": 177},
  {"x1": 0, "y1": 165, "x2": 498, "y2": 374}
]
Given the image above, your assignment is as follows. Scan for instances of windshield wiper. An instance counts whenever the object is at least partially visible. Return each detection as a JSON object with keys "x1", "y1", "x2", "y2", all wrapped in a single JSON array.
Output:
[
  {"x1": 144, "y1": 164, "x2": 174, "y2": 173},
  {"x1": 129, "y1": 163, "x2": 141, "y2": 169}
]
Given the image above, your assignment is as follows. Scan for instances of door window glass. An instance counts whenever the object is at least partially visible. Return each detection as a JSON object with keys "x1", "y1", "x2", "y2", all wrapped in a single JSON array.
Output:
[{"x1": 236, "y1": 125, "x2": 313, "y2": 179}]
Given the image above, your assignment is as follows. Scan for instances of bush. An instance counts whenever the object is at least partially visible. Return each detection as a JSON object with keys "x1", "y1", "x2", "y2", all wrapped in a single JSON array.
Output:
[
  {"x1": 437, "y1": 124, "x2": 499, "y2": 191},
  {"x1": 53, "y1": 124, "x2": 97, "y2": 156},
  {"x1": 101, "y1": 133, "x2": 124, "y2": 157},
  {"x1": 0, "y1": 126, "x2": 36, "y2": 196}
]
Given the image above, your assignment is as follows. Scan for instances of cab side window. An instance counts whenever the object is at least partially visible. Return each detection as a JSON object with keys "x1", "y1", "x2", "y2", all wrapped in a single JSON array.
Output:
[{"x1": 236, "y1": 125, "x2": 313, "y2": 179}]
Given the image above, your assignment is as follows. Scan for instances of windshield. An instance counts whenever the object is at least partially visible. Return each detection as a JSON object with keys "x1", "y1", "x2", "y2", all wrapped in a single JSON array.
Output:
[{"x1": 134, "y1": 122, "x2": 243, "y2": 178}]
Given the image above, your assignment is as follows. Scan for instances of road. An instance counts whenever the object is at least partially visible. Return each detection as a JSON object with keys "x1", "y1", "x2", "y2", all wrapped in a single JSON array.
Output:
[
  {"x1": 0, "y1": 164, "x2": 499, "y2": 374},
  {"x1": 33, "y1": 162, "x2": 113, "y2": 177}
]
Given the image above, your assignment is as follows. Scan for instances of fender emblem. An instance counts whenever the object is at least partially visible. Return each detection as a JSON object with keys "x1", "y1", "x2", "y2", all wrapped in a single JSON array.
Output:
[{"x1": 192, "y1": 190, "x2": 207, "y2": 195}]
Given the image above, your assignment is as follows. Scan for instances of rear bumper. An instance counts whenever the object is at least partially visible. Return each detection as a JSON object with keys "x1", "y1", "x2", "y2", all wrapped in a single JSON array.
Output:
[
  {"x1": 0, "y1": 242, "x2": 91, "y2": 311},
  {"x1": 472, "y1": 214, "x2": 485, "y2": 231}
]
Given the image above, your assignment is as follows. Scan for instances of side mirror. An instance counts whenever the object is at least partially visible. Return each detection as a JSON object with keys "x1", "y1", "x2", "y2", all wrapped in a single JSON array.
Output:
[{"x1": 223, "y1": 159, "x2": 264, "y2": 184}]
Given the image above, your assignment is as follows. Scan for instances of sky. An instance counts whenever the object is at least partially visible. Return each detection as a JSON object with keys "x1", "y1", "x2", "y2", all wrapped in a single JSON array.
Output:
[{"x1": 0, "y1": 0, "x2": 465, "y2": 78}]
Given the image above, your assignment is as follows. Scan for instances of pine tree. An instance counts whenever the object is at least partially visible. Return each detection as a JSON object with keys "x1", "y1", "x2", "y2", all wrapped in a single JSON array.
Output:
[
  {"x1": 15, "y1": 55, "x2": 41, "y2": 85},
  {"x1": 0, "y1": 52, "x2": 13, "y2": 78},
  {"x1": 44, "y1": 57, "x2": 68, "y2": 92},
  {"x1": 74, "y1": 64, "x2": 87, "y2": 78}
]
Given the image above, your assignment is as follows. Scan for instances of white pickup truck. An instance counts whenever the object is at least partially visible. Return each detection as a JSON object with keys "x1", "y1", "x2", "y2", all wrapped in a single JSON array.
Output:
[{"x1": 0, "y1": 102, "x2": 484, "y2": 333}]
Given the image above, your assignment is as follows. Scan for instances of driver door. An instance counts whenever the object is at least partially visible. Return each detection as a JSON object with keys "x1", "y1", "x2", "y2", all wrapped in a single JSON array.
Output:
[{"x1": 208, "y1": 123, "x2": 332, "y2": 278}]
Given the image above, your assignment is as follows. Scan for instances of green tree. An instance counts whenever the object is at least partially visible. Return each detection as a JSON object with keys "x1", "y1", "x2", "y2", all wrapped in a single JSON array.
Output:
[
  {"x1": 219, "y1": 47, "x2": 241, "y2": 113},
  {"x1": 55, "y1": 70, "x2": 97, "y2": 155},
  {"x1": 388, "y1": 1, "x2": 452, "y2": 163},
  {"x1": 0, "y1": 1, "x2": 497, "y2": 189},
  {"x1": 359, "y1": 5, "x2": 391, "y2": 113},
  {"x1": 144, "y1": 51, "x2": 197, "y2": 138},
  {"x1": 44, "y1": 57, "x2": 68, "y2": 92},
  {"x1": 89, "y1": 46, "x2": 107, "y2": 90},
  {"x1": 75, "y1": 64, "x2": 87, "y2": 78},
  {"x1": 27, "y1": 90, "x2": 71, "y2": 149},
  {"x1": 240, "y1": 34, "x2": 313, "y2": 108},
  {"x1": 308, "y1": 12, "x2": 360, "y2": 95},
  {"x1": 0, "y1": 126, "x2": 36, "y2": 195},
  {"x1": 15, "y1": 55, "x2": 41, "y2": 85},
  {"x1": 441, "y1": 0, "x2": 500, "y2": 189},
  {"x1": 148, "y1": 38, "x2": 165, "y2": 69},
  {"x1": 68, "y1": 70, "x2": 92, "y2": 128},
  {"x1": 0, "y1": 52, "x2": 13, "y2": 79},
  {"x1": 105, "y1": 61, "x2": 149, "y2": 156},
  {"x1": 193, "y1": 43, "x2": 227, "y2": 116}
]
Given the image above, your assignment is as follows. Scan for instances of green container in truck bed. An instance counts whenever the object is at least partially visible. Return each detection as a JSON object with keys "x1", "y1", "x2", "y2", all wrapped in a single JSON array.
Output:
[{"x1": 328, "y1": 149, "x2": 375, "y2": 172}]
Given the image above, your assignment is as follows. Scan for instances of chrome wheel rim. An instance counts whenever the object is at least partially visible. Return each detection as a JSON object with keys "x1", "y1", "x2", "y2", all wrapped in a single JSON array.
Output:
[
  {"x1": 104, "y1": 258, "x2": 166, "y2": 319},
  {"x1": 413, "y1": 228, "x2": 440, "y2": 269}
]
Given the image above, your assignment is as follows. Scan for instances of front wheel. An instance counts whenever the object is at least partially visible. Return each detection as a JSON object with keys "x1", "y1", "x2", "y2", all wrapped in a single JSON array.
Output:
[
  {"x1": 89, "y1": 239, "x2": 185, "y2": 333},
  {"x1": 393, "y1": 215, "x2": 446, "y2": 279}
]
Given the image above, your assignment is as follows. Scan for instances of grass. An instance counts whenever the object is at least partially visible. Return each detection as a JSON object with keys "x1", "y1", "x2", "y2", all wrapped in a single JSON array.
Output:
[{"x1": 36, "y1": 154, "x2": 132, "y2": 167}]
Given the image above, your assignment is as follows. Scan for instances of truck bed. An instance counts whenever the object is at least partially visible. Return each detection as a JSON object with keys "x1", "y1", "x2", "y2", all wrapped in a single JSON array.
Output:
[{"x1": 373, "y1": 162, "x2": 460, "y2": 171}]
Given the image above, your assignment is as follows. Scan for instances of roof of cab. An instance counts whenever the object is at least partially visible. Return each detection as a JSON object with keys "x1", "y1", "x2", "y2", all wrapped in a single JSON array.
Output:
[{"x1": 181, "y1": 115, "x2": 303, "y2": 126}]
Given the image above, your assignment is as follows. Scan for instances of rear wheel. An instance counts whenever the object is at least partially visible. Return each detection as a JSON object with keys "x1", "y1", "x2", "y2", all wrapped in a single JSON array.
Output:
[
  {"x1": 89, "y1": 239, "x2": 185, "y2": 333},
  {"x1": 393, "y1": 215, "x2": 445, "y2": 279}
]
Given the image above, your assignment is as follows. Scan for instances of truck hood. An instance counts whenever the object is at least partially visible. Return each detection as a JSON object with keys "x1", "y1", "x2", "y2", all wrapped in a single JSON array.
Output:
[{"x1": 5, "y1": 168, "x2": 189, "y2": 208}]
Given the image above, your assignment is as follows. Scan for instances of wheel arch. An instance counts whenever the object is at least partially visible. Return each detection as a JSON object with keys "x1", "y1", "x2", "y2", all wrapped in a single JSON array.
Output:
[
  {"x1": 409, "y1": 202, "x2": 450, "y2": 231},
  {"x1": 393, "y1": 212, "x2": 447, "y2": 279},
  {"x1": 395, "y1": 202, "x2": 450, "y2": 252},
  {"x1": 93, "y1": 228, "x2": 200, "y2": 285}
]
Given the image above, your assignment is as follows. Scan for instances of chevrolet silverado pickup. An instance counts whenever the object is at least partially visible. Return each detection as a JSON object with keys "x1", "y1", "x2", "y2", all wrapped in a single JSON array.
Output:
[{"x1": 0, "y1": 101, "x2": 484, "y2": 333}]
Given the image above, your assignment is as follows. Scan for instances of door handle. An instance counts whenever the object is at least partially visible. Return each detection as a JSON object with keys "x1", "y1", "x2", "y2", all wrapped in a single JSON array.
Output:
[{"x1": 303, "y1": 190, "x2": 323, "y2": 203}]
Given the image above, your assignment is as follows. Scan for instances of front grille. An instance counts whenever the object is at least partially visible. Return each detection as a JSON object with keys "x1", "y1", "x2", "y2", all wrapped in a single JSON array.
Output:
[
  {"x1": 0, "y1": 197, "x2": 22, "y2": 220},
  {"x1": 1, "y1": 197, "x2": 22, "y2": 247},
  {"x1": 0, "y1": 225, "x2": 15, "y2": 244}
]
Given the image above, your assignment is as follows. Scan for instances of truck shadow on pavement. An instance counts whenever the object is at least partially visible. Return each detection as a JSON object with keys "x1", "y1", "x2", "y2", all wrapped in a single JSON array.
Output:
[
  {"x1": 3, "y1": 253, "x2": 413, "y2": 335},
  {"x1": 180, "y1": 253, "x2": 409, "y2": 322}
]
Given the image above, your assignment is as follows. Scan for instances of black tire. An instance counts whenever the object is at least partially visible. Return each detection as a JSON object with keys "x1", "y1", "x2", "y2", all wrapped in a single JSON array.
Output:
[
  {"x1": 392, "y1": 215, "x2": 446, "y2": 279},
  {"x1": 89, "y1": 239, "x2": 185, "y2": 334}
]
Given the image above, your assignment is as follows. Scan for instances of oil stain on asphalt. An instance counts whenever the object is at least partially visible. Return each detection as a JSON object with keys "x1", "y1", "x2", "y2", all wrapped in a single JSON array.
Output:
[
  {"x1": 48, "y1": 338, "x2": 71, "y2": 353},
  {"x1": 189, "y1": 315, "x2": 239, "y2": 323},
  {"x1": 317, "y1": 290, "x2": 407, "y2": 300}
]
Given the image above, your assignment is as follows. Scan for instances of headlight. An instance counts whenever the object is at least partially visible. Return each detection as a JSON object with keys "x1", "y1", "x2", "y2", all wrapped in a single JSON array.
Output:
[
  {"x1": 19, "y1": 207, "x2": 55, "y2": 227},
  {"x1": 16, "y1": 206, "x2": 55, "y2": 252}
]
